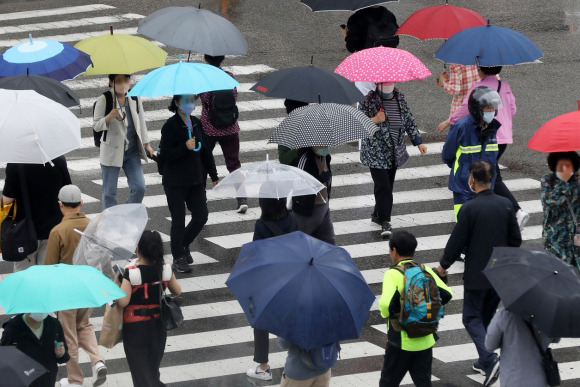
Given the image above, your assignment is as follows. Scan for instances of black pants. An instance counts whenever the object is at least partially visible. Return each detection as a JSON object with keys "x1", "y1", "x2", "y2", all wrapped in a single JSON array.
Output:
[
  {"x1": 164, "y1": 184, "x2": 209, "y2": 260},
  {"x1": 370, "y1": 167, "x2": 398, "y2": 223},
  {"x1": 463, "y1": 288, "x2": 501, "y2": 368},
  {"x1": 123, "y1": 319, "x2": 167, "y2": 387},
  {"x1": 494, "y1": 144, "x2": 520, "y2": 212},
  {"x1": 379, "y1": 345, "x2": 432, "y2": 387},
  {"x1": 253, "y1": 328, "x2": 269, "y2": 364}
]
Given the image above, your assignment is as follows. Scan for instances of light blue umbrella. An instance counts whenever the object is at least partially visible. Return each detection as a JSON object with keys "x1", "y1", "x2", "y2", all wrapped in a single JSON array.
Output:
[{"x1": 0, "y1": 264, "x2": 126, "y2": 314}]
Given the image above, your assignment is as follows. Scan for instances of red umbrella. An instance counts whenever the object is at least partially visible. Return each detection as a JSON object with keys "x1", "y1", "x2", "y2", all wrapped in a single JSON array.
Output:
[
  {"x1": 397, "y1": 2, "x2": 487, "y2": 40},
  {"x1": 528, "y1": 103, "x2": 580, "y2": 152}
]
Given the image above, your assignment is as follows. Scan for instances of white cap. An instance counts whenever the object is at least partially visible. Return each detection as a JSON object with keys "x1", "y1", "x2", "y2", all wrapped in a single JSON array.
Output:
[{"x1": 58, "y1": 185, "x2": 81, "y2": 203}]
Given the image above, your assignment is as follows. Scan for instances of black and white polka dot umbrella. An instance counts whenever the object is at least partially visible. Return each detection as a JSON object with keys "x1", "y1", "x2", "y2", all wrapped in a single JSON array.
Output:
[{"x1": 267, "y1": 103, "x2": 378, "y2": 149}]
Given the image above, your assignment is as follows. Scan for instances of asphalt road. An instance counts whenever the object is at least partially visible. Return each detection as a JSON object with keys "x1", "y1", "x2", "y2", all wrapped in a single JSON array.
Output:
[{"x1": 0, "y1": 0, "x2": 579, "y2": 386}]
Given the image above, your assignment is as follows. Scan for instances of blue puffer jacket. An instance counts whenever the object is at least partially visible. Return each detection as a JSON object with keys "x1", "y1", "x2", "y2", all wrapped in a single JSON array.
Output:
[{"x1": 442, "y1": 115, "x2": 500, "y2": 195}]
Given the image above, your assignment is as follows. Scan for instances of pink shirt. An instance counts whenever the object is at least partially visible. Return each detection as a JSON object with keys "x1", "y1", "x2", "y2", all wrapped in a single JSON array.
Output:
[{"x1": 449, "y1": 75, "x2": 517, "y2": 145}]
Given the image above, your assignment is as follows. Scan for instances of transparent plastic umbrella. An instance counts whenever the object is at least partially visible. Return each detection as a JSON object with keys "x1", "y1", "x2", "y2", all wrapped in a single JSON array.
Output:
[
  {"x1": 211, "y1": 155, "x2": 325, "y2": 199},
  {"x1": 73, "y1": 204, "x2": 148, "y2": 279}
]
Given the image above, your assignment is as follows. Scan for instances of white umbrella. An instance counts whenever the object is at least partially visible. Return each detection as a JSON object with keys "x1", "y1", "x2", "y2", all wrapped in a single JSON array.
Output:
[
  {"x1": 73, "y1": 204, "x2": 148, "y2": 279},
  {"x1": 211, "y1": 155, "x2": 325, "y2": 199},
  {"x1": 0, "y1": 89, "x2": 81, "y2": 164}
]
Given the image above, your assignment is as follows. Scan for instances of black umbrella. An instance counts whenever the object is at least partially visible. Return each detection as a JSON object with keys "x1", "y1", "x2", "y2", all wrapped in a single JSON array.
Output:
[
  {"x1": 0, "y1": 347, "x2": 49, "y2": 387},
  {"x1": 250, "y1": 62, "x2": 365, "y2": 104},
  {"x1": 483, "y1": 247, "x2": 580, "y2": 338},
  {"x1": 0, "y1": 74, "x2": 79, "y2": 107},
  {"x1": 268, "y1": 103, "x2": 378, "y2": 149},
  {"x1": 300, "y1": 0, "x2": 397, "y2": 12}
]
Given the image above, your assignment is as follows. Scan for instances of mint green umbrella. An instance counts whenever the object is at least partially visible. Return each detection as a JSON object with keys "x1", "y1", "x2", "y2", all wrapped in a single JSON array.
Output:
[{"x1": 0, "y1": 264, "x2": 126, "y2": 314}]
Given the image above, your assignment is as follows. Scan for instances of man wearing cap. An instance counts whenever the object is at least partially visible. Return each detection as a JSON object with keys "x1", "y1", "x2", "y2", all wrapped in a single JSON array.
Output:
[{"x1": 45, "y1": 185, "x2": 107, "y2": 387}]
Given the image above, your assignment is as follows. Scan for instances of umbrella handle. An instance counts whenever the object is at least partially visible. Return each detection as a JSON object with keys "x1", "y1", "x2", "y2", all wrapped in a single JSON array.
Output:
[{"x1": 187, "y1": 119, "x2": 202, "y2": 152}]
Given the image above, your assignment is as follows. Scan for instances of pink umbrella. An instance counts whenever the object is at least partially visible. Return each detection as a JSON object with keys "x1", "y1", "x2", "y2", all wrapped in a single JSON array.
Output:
[{"x1": 334, "y1": 47, "x2": 432, "y2": 83}]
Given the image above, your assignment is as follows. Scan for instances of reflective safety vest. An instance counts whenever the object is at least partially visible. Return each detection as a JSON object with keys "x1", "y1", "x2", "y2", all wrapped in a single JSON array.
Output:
[{"x1": 454, "y1": 143, "x2": 499, "y2": 175}]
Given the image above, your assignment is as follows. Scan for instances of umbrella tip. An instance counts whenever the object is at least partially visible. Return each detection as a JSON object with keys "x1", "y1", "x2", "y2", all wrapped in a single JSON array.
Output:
[
  {"x1": 310, "y1": 55, "x2": 314, "y2": 66},
  {"x1": 110, "y1": 26, "x2": 113, "y2": 35},
  {"x1": 309, "y1": 257, "x2": 314, "y2": 265},
  {"x1": 29, "y1": 33, "x2": 33, "y2": 44},
  {"x1": 266, "y1": 153, "x2": 269, "y2": 162},
  {"x1": 179, "y1": 53, "x2": 183, "y2": 62},
  {"x1": 577, "y1": 100, "x2": 580, "y2": 111},
  {"x1": 487, "y1": 19, "x2": 491, "y2": 26},
  {"x1": 198, "y1": 3, "x2": 201, "y2": 9}
]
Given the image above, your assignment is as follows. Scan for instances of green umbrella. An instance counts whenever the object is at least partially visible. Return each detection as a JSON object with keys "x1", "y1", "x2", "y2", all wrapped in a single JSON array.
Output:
[{"x1": 0, "y1": 264, "x2": 126, "y2": 314}]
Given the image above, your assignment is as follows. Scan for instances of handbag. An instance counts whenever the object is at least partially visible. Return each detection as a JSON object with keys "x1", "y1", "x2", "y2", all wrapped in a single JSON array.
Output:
[
  {"x1": 158, "y1": 271, "x2": 183, "y2": 331},
  {"x1": 99, "y1": 302, "x2": 123, "y2": 348},
  {"x1": 565, "y1": 198, "x2": 580, "y2": 247},
  {"x1": 393, "y1": 139, "x2": 409, "y2": 168},
  {"x1": 1, "y1": 165, "x2": 38, "y2": 261},
  {"x1": 525, "y1": 321, "x2": 561, "y2": 386}
]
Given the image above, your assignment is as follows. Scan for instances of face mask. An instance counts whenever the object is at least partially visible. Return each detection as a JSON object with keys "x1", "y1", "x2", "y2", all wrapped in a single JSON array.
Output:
[
  {"x1": 556, "y1": 171, "x2": 564, "y2": 180},
  {"x1": 482, "y1": 111, "x2": 495, "y2": 124},
  {"x1": 29, "y1": 313, "x2": 48, "y2": 322},
  {"x1": 179, "y1": 102, "x2": 196, "y2": 115},
  {"x1": 314, "y1": 147, "x2": 330, "y2": 157},
  {"x1": 378, "y1": 83, "x2": 395, "y2": 99},
  {"x1": 114, "y1": 83, "x2": 129, "y2": 95}
]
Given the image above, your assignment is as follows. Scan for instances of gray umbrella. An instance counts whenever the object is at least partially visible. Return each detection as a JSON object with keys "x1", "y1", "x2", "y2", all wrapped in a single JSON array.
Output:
[
  {"x1": 0, "y1": 74, "x2": 79, "y2": 107},
  {"x1": 137, "y1": 6, "x2": 248, "y2": 56}
]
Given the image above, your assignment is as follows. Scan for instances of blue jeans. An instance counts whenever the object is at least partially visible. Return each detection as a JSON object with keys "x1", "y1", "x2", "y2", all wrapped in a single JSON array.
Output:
[{"x1": 101, "y1": 151, "x2": 146, "y2": 210}]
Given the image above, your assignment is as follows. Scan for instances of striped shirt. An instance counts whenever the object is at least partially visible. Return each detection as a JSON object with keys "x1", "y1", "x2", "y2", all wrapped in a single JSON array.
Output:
[{"x1": 382, "y1": 97, "x2": 402, "y2": 144}]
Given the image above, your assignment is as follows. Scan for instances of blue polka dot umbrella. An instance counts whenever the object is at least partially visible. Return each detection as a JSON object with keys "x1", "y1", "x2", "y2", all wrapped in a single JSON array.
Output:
[{"x1": 0, "y1": 34, "x2": 92, "y2": 81}]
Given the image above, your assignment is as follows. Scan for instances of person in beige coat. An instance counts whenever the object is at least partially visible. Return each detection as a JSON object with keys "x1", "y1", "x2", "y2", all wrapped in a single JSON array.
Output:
[{"x1": 93, "y1": 74, "x2": 154, "y2": 209}]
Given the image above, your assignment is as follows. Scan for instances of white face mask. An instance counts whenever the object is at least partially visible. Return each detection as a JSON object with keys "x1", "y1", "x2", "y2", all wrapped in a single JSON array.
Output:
[
  {"x1": 114, "y1": 83, "x2": 130, "y2": 95},
  {"x1": 482, "y1": 111, "x2": 495, "y2": 124},
  {"x1": 29, "y1": 313, "x2": 48, "y2": 322},
  {"x1": 468, "y1": 177, "x2": 476, "y2": 193}
]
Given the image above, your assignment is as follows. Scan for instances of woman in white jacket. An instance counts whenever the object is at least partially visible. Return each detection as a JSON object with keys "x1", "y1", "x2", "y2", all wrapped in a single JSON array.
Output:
[{"x1": 93, "y1": 74, "x2": 154, "y2": 209}]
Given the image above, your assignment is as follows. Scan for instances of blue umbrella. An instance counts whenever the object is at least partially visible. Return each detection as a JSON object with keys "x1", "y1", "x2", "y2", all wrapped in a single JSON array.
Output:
[
  {"x1": 0, "y1": 35, "x2": 92, "y2": 81},
  {"x1": 435, "y1": 23, "x2": 543, "y2": 66},
  {"x1": 226, "y1": 231, "x2": 375, "y2": 350}
]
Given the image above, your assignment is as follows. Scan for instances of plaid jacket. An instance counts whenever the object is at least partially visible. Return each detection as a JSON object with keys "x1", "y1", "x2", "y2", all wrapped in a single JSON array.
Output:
[{"x1": 443, "y1": 64, "x2": 480, "y2": 116}]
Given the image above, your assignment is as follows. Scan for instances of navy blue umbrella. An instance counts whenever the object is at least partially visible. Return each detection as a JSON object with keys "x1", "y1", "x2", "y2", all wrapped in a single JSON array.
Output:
[
  {"x1": 226, "y1": 231, "x2": 375, "y2": 350},
  {"x1": 435, "y1": 23, "x2": 543, "y2": 66}
]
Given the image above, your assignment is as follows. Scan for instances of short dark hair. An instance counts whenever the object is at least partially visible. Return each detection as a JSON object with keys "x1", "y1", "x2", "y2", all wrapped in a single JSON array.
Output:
[
  {"x1": 61, "y1": 201, "x2": 81, "y2": 208},
  {"x1": 470, "y1": 160, "x2": 494, "y2": 186},
  {"x1": 204, "y1": 54, "x2": 225, "y2": 68},
  {"x1": 547, "y1": 152, "x2": 580, "y2": 172},
  {"x1": 284, "y1": 99, "x2": 308, "y2": 115},
  {"x1": 259, "y1": 198, "x2": 288, "y2": 221},
  {"x1": 389, "y1": 230, "x2": 418, "y2": 257},
  {"x1": 479, "y1": 66, "x2": 503, "y2": 75},
  {"x1": 108, "y1": 74, "x2": 130, "y2": 85},
  {"x1": 168, "y1": 95, "x2": 198, "y2": 113}
]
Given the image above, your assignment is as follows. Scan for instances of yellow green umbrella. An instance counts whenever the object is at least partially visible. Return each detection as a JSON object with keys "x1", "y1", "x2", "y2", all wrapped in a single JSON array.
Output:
[{"x1": 74, "y1": 26, "x2": 167, "y2": 75}]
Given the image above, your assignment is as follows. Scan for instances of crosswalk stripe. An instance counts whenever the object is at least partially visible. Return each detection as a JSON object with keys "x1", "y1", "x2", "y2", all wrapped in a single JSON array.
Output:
[
  {"x1": 0, "y1": 14, "x2": 144, "y2": 35},
  {"x1": 0, "y1": 4, "x2": 115, "y2": 22},
  {"x1": 468, "y1": 361, "x2": 579, "y2": 383},
  {"x1": 204, "y1": 199, "x2": 543, "y2": 248},
  {"x1": 0, "y1": 27, "x2": 138, "y2": 47}
]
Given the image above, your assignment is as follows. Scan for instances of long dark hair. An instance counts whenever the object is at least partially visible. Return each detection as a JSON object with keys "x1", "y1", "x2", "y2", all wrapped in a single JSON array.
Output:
[
  {"x1": 259, "y1": 198, "x2": 289, "y2": 221},
  {"x1": 137, "y1": 230, "x2": 164, "y2": 274}
]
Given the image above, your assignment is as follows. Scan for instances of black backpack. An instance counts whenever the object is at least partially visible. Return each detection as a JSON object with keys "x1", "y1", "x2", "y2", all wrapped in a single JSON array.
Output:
[
  {"x1": 208, "y1": 90, "x2": 239, "y2": 129},
  {"x1": 364, "y1": 11, "x2": 399, "y2": 49},
  {"x1": 92, "y1": 91, "x2": 139, "y2": 147}
]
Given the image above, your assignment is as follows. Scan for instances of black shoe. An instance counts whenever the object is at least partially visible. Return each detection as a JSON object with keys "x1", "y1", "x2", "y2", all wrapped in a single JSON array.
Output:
[
  {"x1": 472, "y1": 361, "x2": 485, "y2": 376},
  {"x1": 172, "y1": 257, "x2": 192, "y2": 273},
  {"x1": 483, "y1": 355, "x2": 500, "y2": 386},
  {"x1": 237, "y1": 199, "x2": 248, "y2": 214},
  {"x1": 371, "y1": 212, "x2": 380, "y2": 225},
  {"x1": 380, "y1": 222, "x2": 392, "y2": 237},
  {"x1": 183, "y1": 247, "x2": 193, "y2": 264}
]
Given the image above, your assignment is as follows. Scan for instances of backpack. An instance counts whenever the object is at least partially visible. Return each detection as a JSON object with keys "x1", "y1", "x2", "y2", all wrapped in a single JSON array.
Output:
[
  {"x1": 208, "y1": 90, "x2": 239, "y2": 129},
  {"x1": 92, "y1": 91, "x2": 140, "y2": 147},
  {"x1": 302, "y1": 342, "x2": 341, "y2": 370},
  {"x1": 391, "y1": 262, "x2": 444, "y2": 338},
  {"x1": 261, "y1": 213, "x2": 298, "y2": 237},
  {"x1": 364, "y1": 11, "x2": 399, "y2": 49}
]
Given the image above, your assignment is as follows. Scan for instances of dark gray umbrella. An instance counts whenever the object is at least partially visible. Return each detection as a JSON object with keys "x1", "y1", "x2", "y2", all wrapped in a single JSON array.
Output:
[
  {"x1": 250, "y1": 63, "x2": 365, "y2": 104},
  {"x1": 0, "y1": 347, "x2": 49, "y2": 387},
  {"x1": 484, "y1": 247, "x2": 580, "y2": 338},
  {"x1": 300, "y1": 0, "x2": 398, "y2": 12},
  {"x1": 268, "y1": 103, "x2": 378, "y2": 148},
  {"x1": 0, "y1": 74, "x2": 79, "y2": 107},
  {"x1": 137, "y1": 6, "x2": 248, "y2": 56}
]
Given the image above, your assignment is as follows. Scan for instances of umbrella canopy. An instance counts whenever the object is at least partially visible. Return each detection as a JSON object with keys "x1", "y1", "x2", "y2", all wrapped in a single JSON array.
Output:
[
  {"x1": 483, "y1": 247, "x2": 580, "y2": 337},
  {"x1": 138, "y1": 6, "x2": 248, "y2": 56},
  {"x1": 528, "y1": 109, "x2": 580, "y2": 153},
  {"x1": 0, "y1": 74, "x2": 79, "y2": 107},
  {"x1": 334, "y1": 47, "x2": 432, "y2": 83},
  {"x1": 126, "y1": 60, "x2": 239, "y2": 98},
  {"x1": 226, "y1": 231, "x2": 375, "y2": 350},
  {"x1": 0, "y1": 264, "x2": 126, "y2": 314},
  {"x1": 74, "y1": 27, "x2": 167, "y2": 75},
  {"x1": 435, "y1": 24, "x2": 543, "y2": 66},
  {"x1": 300, "y1": 0, "x2": 397, "y2": 12},
  {"x1": 0, "y1": 36, "x2": 92, "y2": 81},
  {"x1": 397, "y1": 4, "x2": 487, "y2": 40},
  {"x1": 0, "y1": 89, "x2": 81, "y2": 164},
  {"x1": 212, "y1": 155, "x2": 326, "y2": 199},
  {"x1": 73, "y1": 203, "x2": 148, "y2": 279},
  {"x1": 250, "y1": 64, "x2": 365, "y2": 104},
  {"x1": 268, "y1": 103, "x2": 378, "y2": 148},
  {"x1": 0, "y1": 347, "x2": 48, "y2": 387}
]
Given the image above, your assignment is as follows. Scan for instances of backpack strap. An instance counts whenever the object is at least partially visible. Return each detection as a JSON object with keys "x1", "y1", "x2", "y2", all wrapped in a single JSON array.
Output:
[
  {"x1": 524, "y1": 321, "x2": 547, "y2": 356},
  {"x1": 262, "y1": 220, "x2": 286, "y2": 237}
]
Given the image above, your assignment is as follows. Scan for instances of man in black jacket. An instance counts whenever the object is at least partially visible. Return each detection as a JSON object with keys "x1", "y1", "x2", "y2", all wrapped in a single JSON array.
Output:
[
  {"x1": 342, "y1": 5, "x2": 399, "y2": 53},
  {"x1": 437, "y1": 160, "x2": 521, "y2": 387}
]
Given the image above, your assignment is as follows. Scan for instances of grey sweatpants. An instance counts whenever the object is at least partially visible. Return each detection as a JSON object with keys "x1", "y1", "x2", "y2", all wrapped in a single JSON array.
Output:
[{"x1": 295, "y1": 203, "x2": 336, "y2": 245}]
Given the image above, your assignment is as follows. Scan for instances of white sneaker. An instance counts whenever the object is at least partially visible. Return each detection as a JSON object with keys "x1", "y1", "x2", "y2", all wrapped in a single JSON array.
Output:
[
  {"x1": 92, "y1": 361, "x2": 107, "y2": 387},
  {"x1": 246, "y1": 365, "x2": 272, "y2": 381},
  {"x1": 516, "y1": 210, "x2": 530, "y2": 231},
  {"x1": 59, "y1": 378, "x2": 82, "y2": 387}
]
